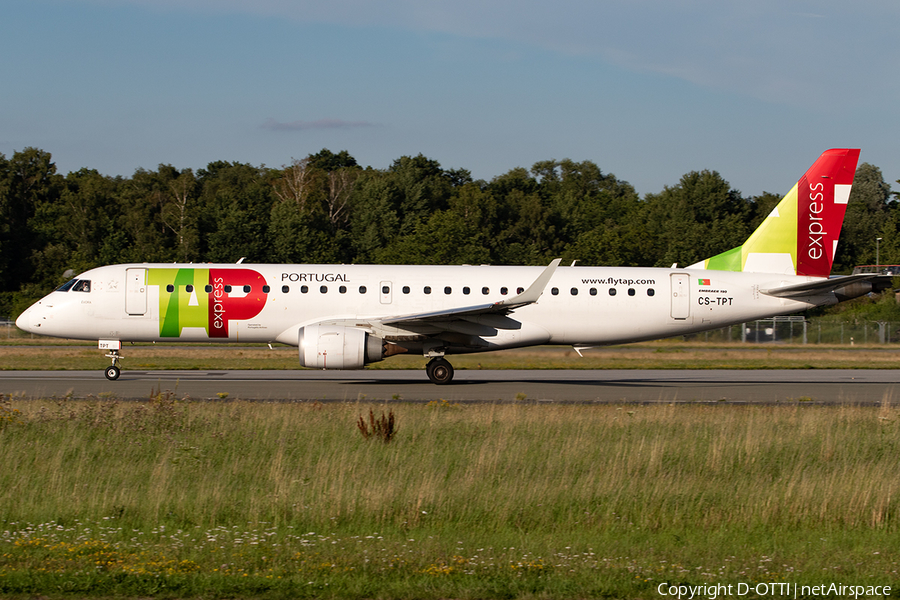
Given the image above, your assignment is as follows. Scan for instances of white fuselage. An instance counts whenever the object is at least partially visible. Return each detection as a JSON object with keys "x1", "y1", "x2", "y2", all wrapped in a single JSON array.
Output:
[{"x1": 17, "y1": 263, "x2": 833, "y2": 354}]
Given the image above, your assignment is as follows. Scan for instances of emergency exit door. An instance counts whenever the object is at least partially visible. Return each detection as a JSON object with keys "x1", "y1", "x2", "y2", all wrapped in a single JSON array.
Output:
[
  {"x1": 670, "y1": 273, "x2": 690, "y2": 320},
  {"x1": 125, "y1": 268, "x2": 147, "y2": 315}
]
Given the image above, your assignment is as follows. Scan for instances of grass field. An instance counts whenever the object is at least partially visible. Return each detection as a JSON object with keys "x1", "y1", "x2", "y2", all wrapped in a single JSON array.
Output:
[
  {"x1": 1, "y1": 397, "x2": 899, "y2": 599},
  {"x1": 2, "y1": 340, "x2": 900, "y2": 372}
]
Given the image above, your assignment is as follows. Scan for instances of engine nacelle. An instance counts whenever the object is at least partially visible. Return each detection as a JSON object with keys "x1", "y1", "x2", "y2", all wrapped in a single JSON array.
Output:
[{"x1": 298, "y1": 324, "x2": 384, "y2": 369}]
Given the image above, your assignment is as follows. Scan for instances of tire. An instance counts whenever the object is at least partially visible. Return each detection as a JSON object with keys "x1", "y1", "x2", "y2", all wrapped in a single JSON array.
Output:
[
  {"x1": 105, "y1": 365, "x2": 121, "y2": 381},
  {"x1": 426, "y1": 358, "x2": 454, "y2": 385}
]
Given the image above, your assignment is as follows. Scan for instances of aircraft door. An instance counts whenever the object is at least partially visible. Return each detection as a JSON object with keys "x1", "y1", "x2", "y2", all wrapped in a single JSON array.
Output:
[
  {"x1": 125, "y1": 268, "x2": 148, "y2": 315},
  {"x1": 380, "y1": 281, "x2": 392, "y2": 304},
  {"x1": 670, "y1": 273, "x2": 690, "y2": 320}
]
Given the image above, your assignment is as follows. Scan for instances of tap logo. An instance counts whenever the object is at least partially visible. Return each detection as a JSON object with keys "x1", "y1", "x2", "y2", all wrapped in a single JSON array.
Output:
[{"x1": 148, "y1": 268, "x2": 268, "y2": 338}]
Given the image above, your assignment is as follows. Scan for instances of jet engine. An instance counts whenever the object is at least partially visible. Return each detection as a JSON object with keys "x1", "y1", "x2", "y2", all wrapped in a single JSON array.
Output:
[{"x1": 298, "y1": 324, "x2": 385, "y2": 369}]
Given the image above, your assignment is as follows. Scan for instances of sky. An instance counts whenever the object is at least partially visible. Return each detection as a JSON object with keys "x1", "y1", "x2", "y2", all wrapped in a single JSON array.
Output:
[{"x1": 2, "y1": 0, "x2": 898, "y2": 197}]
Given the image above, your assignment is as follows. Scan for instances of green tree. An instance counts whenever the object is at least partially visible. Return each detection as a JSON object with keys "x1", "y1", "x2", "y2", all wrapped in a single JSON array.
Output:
[
  {"x1": 30, "y1": 168, "x2": 123, "y2": 286},
  {"x1": 834, "y1": 163, "x2": 892, "y2": 272},
  {"x1": 544, "y1": 159, "x2": 642, "y2": 265},
  {"x1": 484, "y1": 167, "x2": 553, "y2": 265},
  {"x1": 0, "y1": 148, "x2": 62, "y2": 291},
  {"x1": 747, "y1": 192, "x2": 783, "y2": 231},
  {"x1": 387, "y1": 154, "x2": 453, "y2": 235},
  {"x1": 349, "y1": 171, "x2": 402, "y2": 263},
  {"x1": 116, "y1": 166, "x2": 178, "y2": 263},
  {"x1": 378, "y1": 183, "x2": 493, "y2": 265},
  {"x1": 161, "y1": 168, "x2": 199, "y2": 262},
  {"x1": 642, "y1": 170, "x2": 749, "y2": 268},
  {"x1": 197, "y1": 162, "x2": 274, "y2": 263},
  {"x1": 268, "y1": 154, "x2": 357, "y2": 263},
  {"x1": 308, "y1": 148, "x2": 358, "y2": 171}
]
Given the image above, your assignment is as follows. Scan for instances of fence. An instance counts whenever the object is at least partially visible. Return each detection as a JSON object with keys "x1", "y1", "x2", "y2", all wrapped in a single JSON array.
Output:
[{"x1": 684, "y1": 317, "x2": 900, "y2": 344}]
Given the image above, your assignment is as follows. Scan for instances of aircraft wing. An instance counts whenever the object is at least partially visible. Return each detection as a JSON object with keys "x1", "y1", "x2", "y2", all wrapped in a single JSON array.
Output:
[
  {"x1": 761, "y1": 274, "x2": 892, "y2": 298},
  {"x1": 379, "y1": 258, "x2": 561, "y2": 328}
]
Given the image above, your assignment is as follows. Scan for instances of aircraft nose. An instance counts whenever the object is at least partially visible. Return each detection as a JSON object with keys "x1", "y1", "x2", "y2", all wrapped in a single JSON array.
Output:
[
  {"x1": 15, "y1": 304, "x2": 40, "y2": 332},
  {"x1": 15, "y1": 308, "x2": 31, "y2": 332}
]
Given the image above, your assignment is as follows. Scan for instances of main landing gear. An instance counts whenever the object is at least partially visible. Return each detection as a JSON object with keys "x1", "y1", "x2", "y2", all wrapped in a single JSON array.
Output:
[{"x1": 426, "y1": 357, "x2": 454, "y2": 385}]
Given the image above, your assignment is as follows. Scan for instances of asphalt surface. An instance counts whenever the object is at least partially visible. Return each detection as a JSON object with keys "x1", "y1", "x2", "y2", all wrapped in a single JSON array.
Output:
[{"x1": 1, "y1": 369, "x2": 899, "y2": 404}]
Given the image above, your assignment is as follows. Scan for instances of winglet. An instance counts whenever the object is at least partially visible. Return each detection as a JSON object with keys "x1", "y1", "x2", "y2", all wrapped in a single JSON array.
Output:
[{"x1": 494, "y1": 258, "x2": 561, "y2": 310}]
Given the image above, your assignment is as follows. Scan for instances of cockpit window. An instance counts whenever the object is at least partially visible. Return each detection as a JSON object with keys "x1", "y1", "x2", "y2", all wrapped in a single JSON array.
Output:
[
  {"x1": 72, "y1": 280, "x2": 91, "y2": 292},
  {"x1": 56, "y1": 279, "x2": 78, "y2": 292}
]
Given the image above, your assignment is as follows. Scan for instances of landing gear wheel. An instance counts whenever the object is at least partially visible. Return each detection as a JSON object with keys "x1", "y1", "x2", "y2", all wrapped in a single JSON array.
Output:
[
  {"x1": 426, "y1": 358, "x2": 454, "y2": 385},
  {"x1": 103, "y1": 347, "x2": 123, "y2": 381}
]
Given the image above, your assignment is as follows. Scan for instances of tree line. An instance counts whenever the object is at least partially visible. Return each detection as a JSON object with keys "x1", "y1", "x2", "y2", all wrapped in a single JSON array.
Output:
[{"x1": 1, "y1": 146, "x2": 897, "y2": 316}]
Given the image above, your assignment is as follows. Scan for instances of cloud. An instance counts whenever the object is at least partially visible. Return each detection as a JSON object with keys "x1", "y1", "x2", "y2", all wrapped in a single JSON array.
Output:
[{"x1": 261, "y1": 118, "x2": 375, "y2": 132}]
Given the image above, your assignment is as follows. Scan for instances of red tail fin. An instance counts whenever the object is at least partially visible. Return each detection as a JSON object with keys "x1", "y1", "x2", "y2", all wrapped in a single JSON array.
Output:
[{"x1": 796, "y1": 148, "x2": 859, "y2": 277}]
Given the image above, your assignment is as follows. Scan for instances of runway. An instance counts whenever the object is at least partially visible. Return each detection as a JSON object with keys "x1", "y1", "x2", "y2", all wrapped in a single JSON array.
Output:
[{"x1": 1, "y1": 369, "x2": 899, "y2": 404}]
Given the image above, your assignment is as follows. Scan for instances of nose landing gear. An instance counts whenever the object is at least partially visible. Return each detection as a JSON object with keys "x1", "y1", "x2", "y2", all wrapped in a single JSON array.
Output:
[{"x1": 99, "y1": 340, "x2": 123, "y2": 380}]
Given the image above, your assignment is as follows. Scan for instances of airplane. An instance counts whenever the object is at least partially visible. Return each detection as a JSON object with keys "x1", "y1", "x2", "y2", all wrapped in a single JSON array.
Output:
[{"x1": 16, "y1": 148, "x2": 887, "y2": 384}]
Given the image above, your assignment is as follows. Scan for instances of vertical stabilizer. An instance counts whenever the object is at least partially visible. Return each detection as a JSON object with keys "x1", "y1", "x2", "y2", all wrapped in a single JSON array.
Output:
[{"x1": 690, "y1": 148, "x2": 860, "y2": 277}]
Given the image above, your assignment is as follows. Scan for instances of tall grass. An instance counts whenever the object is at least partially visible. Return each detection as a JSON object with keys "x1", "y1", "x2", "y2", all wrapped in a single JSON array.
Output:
[{"x1": 2, "y1": 396, "x2": 899, "y2": 597}]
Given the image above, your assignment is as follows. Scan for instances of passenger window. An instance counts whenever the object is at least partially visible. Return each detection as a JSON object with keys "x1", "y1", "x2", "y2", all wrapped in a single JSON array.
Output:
[
  {"x1": 570, "y1": 288, "x2": 578, "y2": 295},
  {"x1": 282, "y1": 285, "x2": 289, "y2": 293},
  {"x1": 589, "y1": 288, "x2": 597, "y2": 296},
  {"x1": 262, "y1": 285, "x2": 270, "y2": 293},
  {"x1": 72, "y1": 280, "x2": 91, "y2": 292},
  {"x1": 551, "y1": 287, "x2": 559, "y2": 296},
  {"x1": 243, "y1": 285, "x2": 251, "y2": 293},
  {"x1": 359, "y1": 286, "x2": 367, "y2": 294},
  {"x1": 402, "y1": 286, "x2": 410, "y2": 294},
  {"x1": 482, "y1": 287, "x2": 489, "y2": 295},
  {"x1": 320, "y1": 285, "x2": 328, "y2": 294},
  {"x1": 609, "y1": 288, "x2": 616, "y2": 296},
  {"x1": 648, "y1": 289, "x2": 655, "y2": 296},
  {"x1": 339, "y1": 285, "x2": 347, "y2": 294},
  {"x1": 501, "y1": 287, "x2": 508, "y2": 295},
  {"x1": 301, "y1": 285, "x2": 308, "y2": 293},
  {"x1": 444, "y1": 286, "x2": 452, "y2": 295},
  {"x1": 382, "y1": 285, "x2": 390, "y2": 294},
  {"x1": 205, "y1": 285, "x2": 213, "y2": 293},
  {"x1": 628, "y1": 288, "x2": 636, "y2": 296},
  {"x1": 424, "y1": 286, "x2": 432, "y2": 294},
  {"x1": 224, "y1": 285, "x2": 232, "y2": 293},
  {"x1": 166, "y1": 284, "x2": 174, "y2": 293},
  {"x1": 185, "y1": 284, "x2": 194, "y2": 293},
  {"x1": 463, "y1": 287, "x2": 470, "y2": 295}
]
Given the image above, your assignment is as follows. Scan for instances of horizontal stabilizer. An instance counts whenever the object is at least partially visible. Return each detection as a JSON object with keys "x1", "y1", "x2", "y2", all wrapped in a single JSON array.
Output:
[{"x1": 761, "y1": 274, "x2": 889, "y2": 298}]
